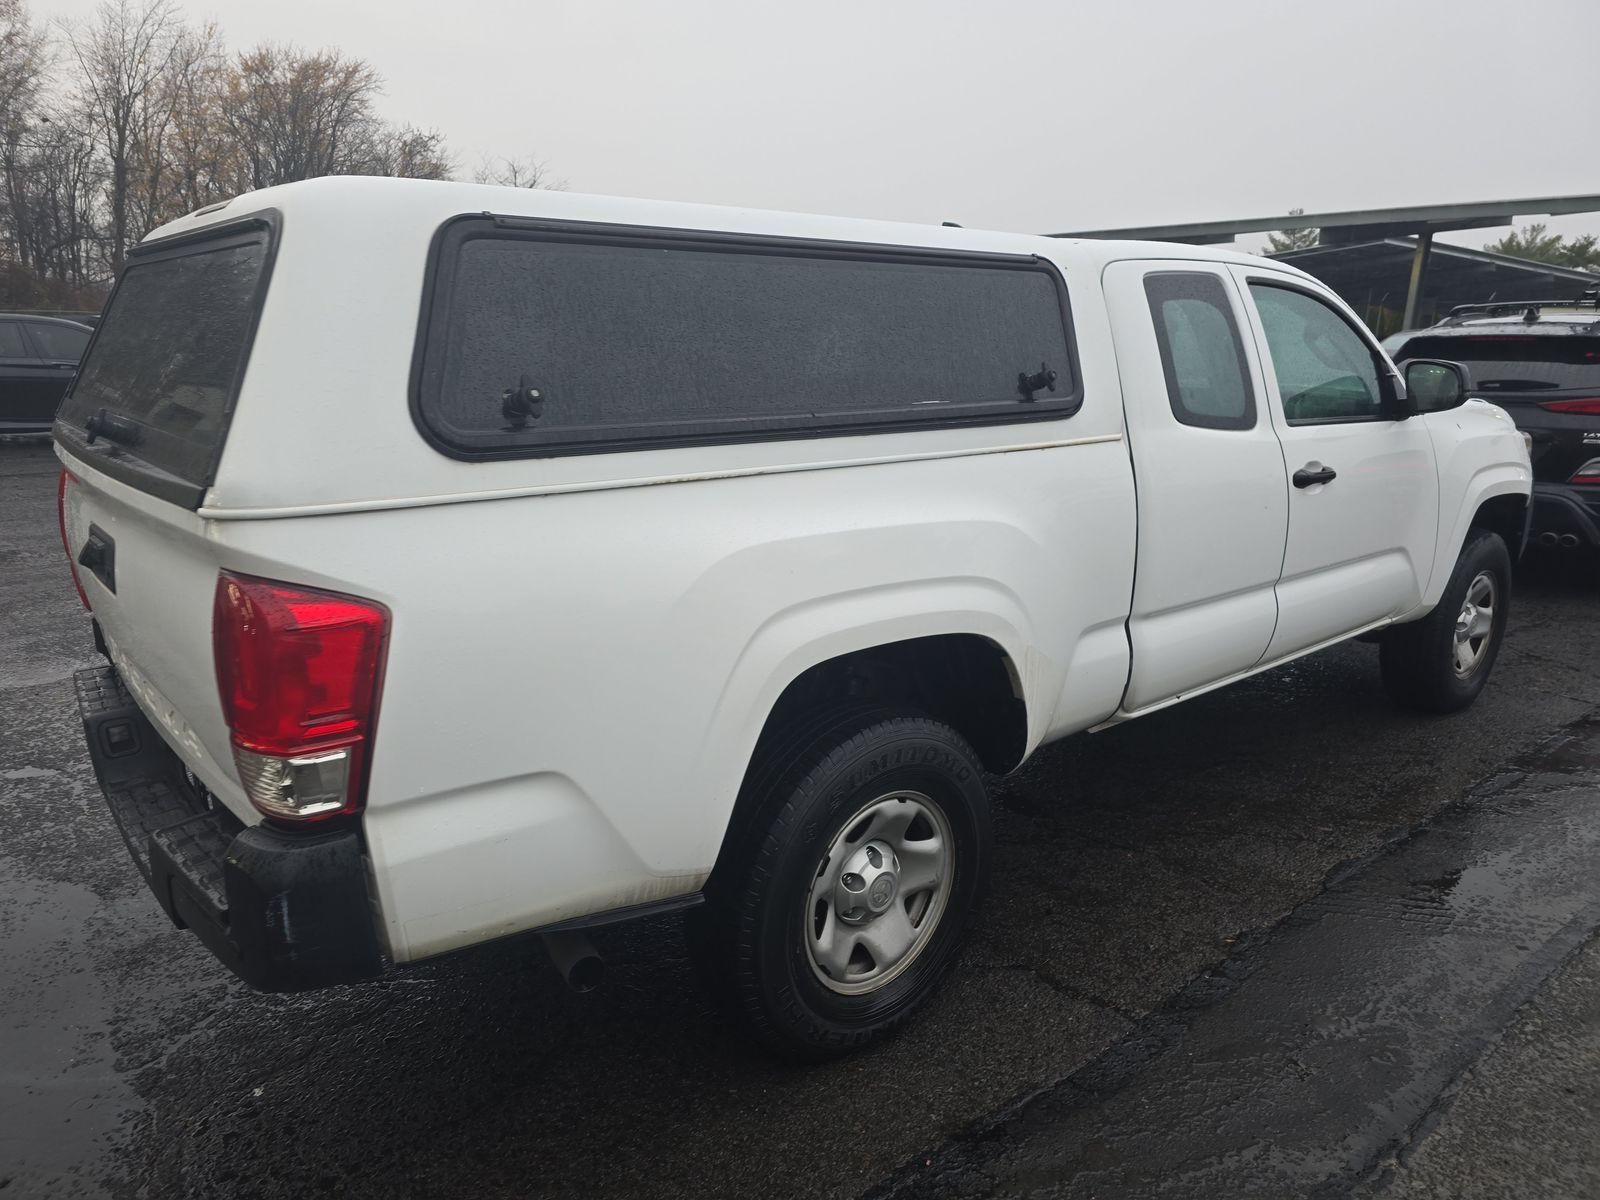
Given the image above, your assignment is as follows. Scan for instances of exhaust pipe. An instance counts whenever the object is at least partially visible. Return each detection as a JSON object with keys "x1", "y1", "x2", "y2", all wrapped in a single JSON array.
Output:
[
  {"x1": 541, "y1": 930, "x2": 604, "y2": 992},
  {"x1": 1560, "y1": 533, "x2": 1581, "y2": 548},
  {"x1": 1538, "y1": 531, "x2": 1560, "y2": 547}
]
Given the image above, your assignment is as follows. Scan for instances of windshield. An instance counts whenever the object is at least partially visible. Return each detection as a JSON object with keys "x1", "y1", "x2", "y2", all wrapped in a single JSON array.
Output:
[
  {"x1": 1395, "y1": 334, "x2": 1600, "y2": 392},
  {"x1": 57, "y1": 226, "x2": 270, "y2": 503}
]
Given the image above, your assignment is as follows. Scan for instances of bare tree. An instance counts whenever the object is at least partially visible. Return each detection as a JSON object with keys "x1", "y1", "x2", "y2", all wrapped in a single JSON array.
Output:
[
  {"x1": 7, "y1": 107, "x2": 103, "y2": 292},
  {"x1": 0, "y1": 0, "x2": 49, "y2": 259},
  {"x1": 0, "y1": 0, "x2": 46, "y2": 135},
  {"x1": 62, "y1": 0, "x2": 185, "y2": 269},
  {"x1": 0, "y1": 1, "x2": 104, "y2": 305},
  {"x1": 132, "y1": 18, "x2": 224, "y2": 229},
  {"x1": 0, "y1": 6, "x2": 559, "y2": 306},
  {"x1": 215, "y1": 44, "x2": 457, "y2": 191},
  {"x1": 363, "y1": 122, "x2": 453, "y2": 181},
  {"x1": 220, "y1": 44, "x2": 374, "y2": 190},
  {"x1": 473, "y1": 153, "x2": 565, "y2": 190}
]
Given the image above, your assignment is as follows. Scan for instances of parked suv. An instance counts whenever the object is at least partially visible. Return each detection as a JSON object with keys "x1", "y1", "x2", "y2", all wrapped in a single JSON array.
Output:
[
  {"x1": 0, "y1": 314, "x2": 93, "y2": 433},
  {"x1": 1389, "y1": 292, "x2": 1600, "y2": 552},
  {"x1": 55, "y1": 178, "x2": 1530, "y2": 1056}
]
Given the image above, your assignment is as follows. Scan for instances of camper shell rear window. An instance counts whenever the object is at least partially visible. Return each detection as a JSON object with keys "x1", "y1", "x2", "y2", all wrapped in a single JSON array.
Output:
[
  {"x1": 412, "y1": 217, "x2": 1081, "y2": 459},
  {"x1": 55, "y1": 216, "x2": 276, "y2": 509}
]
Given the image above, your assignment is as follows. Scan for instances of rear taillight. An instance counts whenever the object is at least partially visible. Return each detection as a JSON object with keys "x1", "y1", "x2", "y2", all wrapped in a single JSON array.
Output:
[
  {"x1": 213, "y1": 572, "x2": 389, "y2": 822},
  {"x1": 1571, "y1": 458, "x2": 1600, "y2": 486},
  {"x1": 57, "y1": 470, "x2": 91, "y2": 610},
  {"x1": 1538, "y1": 398, "x2": 1600, "y2": 414}
]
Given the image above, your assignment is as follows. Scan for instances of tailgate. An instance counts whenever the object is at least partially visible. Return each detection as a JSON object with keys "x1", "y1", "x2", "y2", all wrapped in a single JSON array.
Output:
[
  {"x1": 58, "y1": 465, "x2": 253, "y2": 821},
  {"x1": 1486, "y1": 393, "x2": 1600, "y2": 487}
]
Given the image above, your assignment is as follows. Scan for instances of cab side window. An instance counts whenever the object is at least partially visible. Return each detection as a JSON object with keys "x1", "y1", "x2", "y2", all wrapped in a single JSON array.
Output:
[
  {"x1": 1144, "y1": 272, "x2": 1255, "y2": 430},
  {"x1": 0, "y1": 320, "x2": 30, "y2": 358},
  {"x1": 29, "y1": 322, "x2": 90, "y2": 361},
  {"x1": 1248, "y1": 283, "x2": 1384, "y2": 423}
]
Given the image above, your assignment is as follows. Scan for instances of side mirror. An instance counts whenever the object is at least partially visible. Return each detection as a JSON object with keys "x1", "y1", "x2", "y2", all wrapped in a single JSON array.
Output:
[{"x1": 1403, "y1": 359, "x2": 1471, "y2": 413}]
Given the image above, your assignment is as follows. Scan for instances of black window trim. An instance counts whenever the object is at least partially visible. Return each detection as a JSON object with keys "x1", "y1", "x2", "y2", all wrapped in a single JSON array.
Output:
[
  {"x1": 410, "y1": 214, "x2": 1084, "y2": 462},
  {"x1": 1143, "y1": 270, "x2": 1258, "y2": 432},
  {"x1": 53, "y1": 210, "x2": 282, "y2": 510},
  {"x1": 1245, "y1": 274, "x2": 1402, "y2": 427}
]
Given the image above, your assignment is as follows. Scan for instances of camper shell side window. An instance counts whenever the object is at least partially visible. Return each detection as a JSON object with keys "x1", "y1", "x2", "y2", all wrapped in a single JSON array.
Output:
[{"x1": 411, "y1": 216, "x2": 1082, "y2": 459}]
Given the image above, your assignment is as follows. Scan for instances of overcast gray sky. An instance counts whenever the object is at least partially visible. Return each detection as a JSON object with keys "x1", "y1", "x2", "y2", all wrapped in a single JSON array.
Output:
[{"x1": 36, "y1": 0, "x2": 1600, "y2": 249}]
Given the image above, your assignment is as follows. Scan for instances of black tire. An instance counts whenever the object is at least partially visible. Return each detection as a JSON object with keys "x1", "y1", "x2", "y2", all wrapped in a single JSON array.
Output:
[
  {"x1": 1380, "y1": 529, "x2": 1511, "y2": 714},
  {"x1": 689, "y1": 712, "x2": 991, "y2": 1058}
]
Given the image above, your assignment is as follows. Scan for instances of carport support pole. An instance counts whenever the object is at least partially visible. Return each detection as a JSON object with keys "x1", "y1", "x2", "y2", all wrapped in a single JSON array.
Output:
[{"x1": 1402, "y1": 231, "x2": 1434, "y2": 331}]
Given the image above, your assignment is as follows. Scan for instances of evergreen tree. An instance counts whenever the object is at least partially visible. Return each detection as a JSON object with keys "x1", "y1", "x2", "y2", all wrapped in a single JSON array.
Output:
[
  {"x1": 1485, "y1": 223, "x2": 1600, "y2": 273},
  {"x1": 1266, "y1": 208, "x2": 1319, "y2": 253}
]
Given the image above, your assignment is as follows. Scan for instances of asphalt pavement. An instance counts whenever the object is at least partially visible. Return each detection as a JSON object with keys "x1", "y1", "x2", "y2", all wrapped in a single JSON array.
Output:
[
  {"x1": 3, "y1": 438, "x2": 1599, "y2": 1199},
  {"x1": 1374, "y1": 924, "x2": 1600, "y2": 1200},
  {"x1": 873, "y1": 711, "x2": 1600, "y2": 1197}
]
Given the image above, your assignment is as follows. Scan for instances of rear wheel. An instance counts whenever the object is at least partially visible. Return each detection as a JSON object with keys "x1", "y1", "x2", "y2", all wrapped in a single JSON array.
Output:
[
  {"x1": 1380, "y1": 529, "x2": 1511, "y2": 713},
  {"x1": 690, "y1": 713, "x2": 991, "y2": 1058}
]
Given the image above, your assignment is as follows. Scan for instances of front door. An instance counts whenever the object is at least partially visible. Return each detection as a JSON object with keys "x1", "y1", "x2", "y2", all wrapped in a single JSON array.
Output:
[{"x1": 1231, "y1": 268, "x2": 1438, "y2": 660}]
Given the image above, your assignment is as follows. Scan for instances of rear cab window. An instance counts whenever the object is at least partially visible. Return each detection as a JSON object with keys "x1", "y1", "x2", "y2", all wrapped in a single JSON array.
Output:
[
  {"x1": 1143, "y1": 272, "x2": 1255, "y2": 430},
  {"x1": 414, "y1": 218, "x2": 1080, "y2": 458},
  {"x1": 56, "y1": 218, "x2": 275, "y2": 508}
]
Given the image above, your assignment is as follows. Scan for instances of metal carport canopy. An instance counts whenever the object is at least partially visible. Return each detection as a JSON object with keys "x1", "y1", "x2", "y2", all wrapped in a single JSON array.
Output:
[
  {"x1": 1050, "y1": 193, "x2": 1600, "y2": 330},
  {"x1": 1272, "y1": 238, "x2": 1598, "y2": 329},
  {"x1": 1047, "y1": 194, "x2": 1600, "y2": 245}
]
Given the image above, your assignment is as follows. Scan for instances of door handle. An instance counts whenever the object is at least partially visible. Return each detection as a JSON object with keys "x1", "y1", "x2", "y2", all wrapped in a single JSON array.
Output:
[{"x1": 1293, "y1": 463, "x2": 1337, "y2": 488}]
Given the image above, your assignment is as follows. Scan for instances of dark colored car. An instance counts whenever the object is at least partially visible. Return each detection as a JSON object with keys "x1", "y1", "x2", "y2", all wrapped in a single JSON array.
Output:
[
  {"x1": 0, "y1": 314, "x2": 95, "y2": 434},
  {"x1": 1389, "y1": 291, "x2": 1600, "y2": 551}
]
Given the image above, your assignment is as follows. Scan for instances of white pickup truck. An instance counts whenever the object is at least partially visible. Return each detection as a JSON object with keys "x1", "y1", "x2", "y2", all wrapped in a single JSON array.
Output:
[{"x1": 55, "y1": 178, "x2": 1530, "y2": 1056}]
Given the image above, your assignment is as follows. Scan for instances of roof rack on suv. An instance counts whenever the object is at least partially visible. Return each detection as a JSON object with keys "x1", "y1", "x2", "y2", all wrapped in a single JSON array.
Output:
[{"x1": 1442, "y1": 286, "x2": 1600, "y2": 324}]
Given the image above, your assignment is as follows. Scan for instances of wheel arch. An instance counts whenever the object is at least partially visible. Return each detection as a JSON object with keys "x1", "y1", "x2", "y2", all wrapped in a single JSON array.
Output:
[
  {"x1": 701, "y1": 631, "x2": 1028, "y2": 892},
  {"x1": 1422, "y1": 466, "x2": 1530, "y2": 609},
  {"x1": 753, "y1": 632, "x2": 1029, "y2": 774},
  {"x1": 1468, "y1": 491, "x2": 1530, "y2": 559}
]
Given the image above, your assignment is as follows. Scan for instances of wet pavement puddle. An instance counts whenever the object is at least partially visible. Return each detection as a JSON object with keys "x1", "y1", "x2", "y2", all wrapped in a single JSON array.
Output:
[{"x1": 873, "y1": 717, "x2": 1600, "y2": 1199}]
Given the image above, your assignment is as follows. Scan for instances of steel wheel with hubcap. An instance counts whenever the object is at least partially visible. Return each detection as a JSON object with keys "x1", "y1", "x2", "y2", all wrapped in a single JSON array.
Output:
[
  {"x1": 804, "y1": 791, "x2": 953, "y2": 995},
  {"x1": 688, "y1": 710, "x2": 991, "y2": 1058}
]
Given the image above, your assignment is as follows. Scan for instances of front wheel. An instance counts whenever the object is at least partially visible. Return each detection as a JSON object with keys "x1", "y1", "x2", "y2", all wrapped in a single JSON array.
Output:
[
  {"x1": 1380, "y1": 529, "x2": 1511, "y2": 713},
  {"x1": 690, "y1": 714, "x2": 992, "y2": 1058}
]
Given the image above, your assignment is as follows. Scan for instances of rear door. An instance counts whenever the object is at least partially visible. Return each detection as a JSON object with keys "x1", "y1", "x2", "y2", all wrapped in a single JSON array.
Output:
[
  {"x1": 1104, "y1": 260, "x2": 1289, "y2": 711},
  {"x1": 24, "y1": 320, "x2": 88, "y2": 420},
  {"x1": 0, "y1": 318, "x2": 59, "y2": 426},
  {"x1": 55, "y1": 220, "x2": 275, "y2": 816},
  {"x1": 1231, "y1": 268, "x2": 1439, "y2": 658}
]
